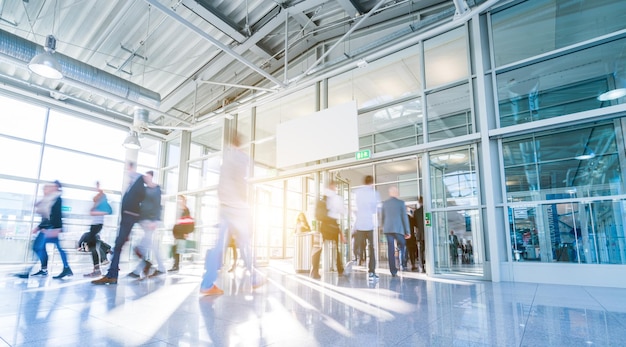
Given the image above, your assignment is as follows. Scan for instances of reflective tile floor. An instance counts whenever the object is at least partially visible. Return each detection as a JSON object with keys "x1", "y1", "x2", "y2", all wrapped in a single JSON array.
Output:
[{"x1": 1, "y1": 261, "x2": 626, "y2": 347}]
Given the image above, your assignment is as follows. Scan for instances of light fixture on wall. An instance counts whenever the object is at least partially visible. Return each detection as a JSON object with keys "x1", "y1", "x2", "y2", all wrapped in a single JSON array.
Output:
[
  {"x1": 122, "y1": 131, "x2": 141, "y2": 149},
  {"x1": 28, "y1": 34, "x2": 63, "y2": 79},
  {"x1": 597, "y1": 88, "x2": 626, "y2": 101}
]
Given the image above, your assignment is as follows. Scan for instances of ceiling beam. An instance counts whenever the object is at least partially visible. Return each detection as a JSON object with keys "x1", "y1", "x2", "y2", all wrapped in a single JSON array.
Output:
[
  {"x1": 145, "y1": 0, "x2": 285, "y2": 87},
  {"x1": 302, "y1": 0, "x2": 388, "y2": 78},
  {"x1": 157, "y1": 0, "x2": 332, "y2": 113},
  {"x1": 181, "y1": 0, "x2": 247, "y2": 43}
]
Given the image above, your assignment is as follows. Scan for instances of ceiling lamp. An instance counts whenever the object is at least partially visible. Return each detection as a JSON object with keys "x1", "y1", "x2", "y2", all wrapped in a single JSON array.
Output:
[
  {"x1": 122, "y1": 131, "x2": 141, "y2": 149},
  {"x1": 28, "y1": 35, "x2": 63, "y2": 79},
  {"x1": 597, "y1": 88, "x2": 626, "y2": 101}
]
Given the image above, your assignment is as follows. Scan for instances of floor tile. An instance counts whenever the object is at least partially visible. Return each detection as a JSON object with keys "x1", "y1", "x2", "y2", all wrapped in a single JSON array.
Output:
[{"x1": 2, "y1": 261, "x2": 625, "y2": 347}]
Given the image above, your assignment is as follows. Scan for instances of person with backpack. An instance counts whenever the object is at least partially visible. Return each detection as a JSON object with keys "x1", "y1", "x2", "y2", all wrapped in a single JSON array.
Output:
[{"x1": 310, "y1": 180, "x2": 345, "y2": 279}]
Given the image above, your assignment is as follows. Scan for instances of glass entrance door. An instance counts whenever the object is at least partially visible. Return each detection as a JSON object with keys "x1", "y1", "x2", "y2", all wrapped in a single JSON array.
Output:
[{"x1": 430, "y1": 147, "x2": 484, "y2": 276}]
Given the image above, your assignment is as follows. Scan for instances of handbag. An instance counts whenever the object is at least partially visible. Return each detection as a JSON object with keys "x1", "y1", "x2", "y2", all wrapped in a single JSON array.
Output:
[
  {"x1": 173, "y1": 215, "x2": 195, "y2": 237},
  {"x1": 95, "y1": 196, "x2": 113, "y2": 215}
]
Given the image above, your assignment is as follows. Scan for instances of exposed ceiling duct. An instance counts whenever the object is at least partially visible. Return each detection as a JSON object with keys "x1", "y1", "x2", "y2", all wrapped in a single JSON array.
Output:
[{"x1": 0, "y1": 29, "x2": 161, "y2": 107}]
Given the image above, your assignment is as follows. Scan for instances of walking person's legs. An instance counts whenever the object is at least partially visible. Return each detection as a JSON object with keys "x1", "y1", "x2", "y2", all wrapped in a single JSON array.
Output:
[
  {"x1": 150, "y1": 229, "x2": 166, "y2": 274},
  {"x1": 335, "y1": 239, "x2": 344, "y2": 274},
  {"x1": 385, "y1": 234, "x2": 398, "y2": 276},
  {"x1": 31, "y1": 232, "x2": 48, "y2": 276},
  {"x1": 51, "y1": 236, "x2": 73, "y2": 279},
  {"x1": 396, "y1": 234, "x2": 407, "y2": 271},
  {"x1": 223, "y1": 206, "x2": 263, "y2": 287},
  {"x1": 92, "y1": 215, "x2": 136, "y2": 284},
  {"x1": 132, "y1": 220, "x2": 155, "y2": 276},
  {"x1": 365, "y1": 231, "x2": 376, "y2": 275},
  {"x1": 200, "y1": 214, "x2": 229, "y2": 294}
]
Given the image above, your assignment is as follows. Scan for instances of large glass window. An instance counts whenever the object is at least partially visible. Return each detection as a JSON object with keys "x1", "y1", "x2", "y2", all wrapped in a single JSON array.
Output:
[
  {"x1": 497, "y1": 38, "x2": 626, "y2": 127},
  {"x1": 504, "y1": 121, "x2": 626, "y2": 264},
  {"x1": 0, "y1": 179, "x2": 37, "y2": 262},
  {"x1": 0, "y1": 137, "x2": 42, "y2": 179},
  {"x1": 137, "y1": 136, "x2": 162, "y2": 171},
  {"x1": 254, "y1": 87, "x2": 315, "y2": 171},
  {"x1": 491, "y1": 0, "x2": 626, "y2": 67},
  {"x1": 0, "y1": 92, "x2": 156, "y2": 264},
  {"x1": 426, "y1": 83, "x2": 473, "y2": 142},
  {"x1": 508, "y1": 199, "x2": 626, "y2": 265},
  {"x1": 46, "y1": 110, "x2": 127, "y2": 159},
  {"x1": 188, "y1": 126, "x2": 223, "y2": 191},
  {"x1": 359, "y1": 98, "x2": 423, "y2": 153},
  {"x1": 40, "y1": 147, "x2": 124, "y2": 188},
  {"x1": 328, "y1": 48, "x2": 421, "y2": 109},
  {"x1": 424, "y1": 27, "x2": 469, "y2": 89},
  {"x1": 502, "y1": 122, "x2": 623, "y2": 201},
  {"x1": 0, "y1": 95, "x2": 47, "y2": 141},
  {"x1": 430, "y1": 147, "x2": 478, "y2": 208}
]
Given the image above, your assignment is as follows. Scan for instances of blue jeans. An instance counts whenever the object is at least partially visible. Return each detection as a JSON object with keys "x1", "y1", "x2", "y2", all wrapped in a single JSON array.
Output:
[
  {"x1": 33, "y1": 231, "x2": 69, "y2": 269},
  {"x1": 106, "y1": 213, "x2": 140, "y2": 278},
  {"x1": 200, "y1": 205, "x2": 258, "y2": 290},
  {"x1": 385, "y1": 233, "x2": 406, "y2": 275}
]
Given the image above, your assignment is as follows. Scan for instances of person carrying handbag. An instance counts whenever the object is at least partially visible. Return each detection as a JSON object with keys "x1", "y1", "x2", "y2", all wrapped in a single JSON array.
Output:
[
  {"x1": 23, "y1": 181, "x2": 73, "y2": 279},
  {"x1": 169, "y1": 195, "x2": 194, "y2": 272},
  {"x1": 82, "y1": 181, "x2": 113, "y2": 277}
]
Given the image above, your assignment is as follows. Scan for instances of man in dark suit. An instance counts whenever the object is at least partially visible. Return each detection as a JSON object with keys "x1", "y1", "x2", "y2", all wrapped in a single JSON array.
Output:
[
  {"x1": 382, "y1": 186, "x2": 410, "y2": 277},
  {"x1": 415, "y1": 196, "x2": 426, "y2": 273},
  {"x1": 449, "y1": 230, "x2": 460, "y2": 265},
  {"x1": 92, "y1": 161, "x2": 146, "y2": 285}
]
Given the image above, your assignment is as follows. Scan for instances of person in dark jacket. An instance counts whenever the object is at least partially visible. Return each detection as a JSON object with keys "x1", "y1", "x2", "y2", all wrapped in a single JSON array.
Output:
[
  {"x1": 23, "y1": 180, "x2": 73, "y2": 279},
  {"x1": 92, "y1": 161, "x2": 146, "y2": 285},
  {"x1": 128, "y1": 170, "x2": 165, "y2": 278},
  {"x1": 381, "y1": 186, "x2": 410, "y2": 277},
  {"x1": 405, "y1": 206, "x2": 418, "y2": 271},
  {"x1": 415, "y1": 196, "x2": 426, "y2": 273}
]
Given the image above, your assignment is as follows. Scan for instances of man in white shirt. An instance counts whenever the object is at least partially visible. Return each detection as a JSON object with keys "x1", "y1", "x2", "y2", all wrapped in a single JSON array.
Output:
[{"x1": 353, "y1": 175, "x2": 380, "y2": 280}]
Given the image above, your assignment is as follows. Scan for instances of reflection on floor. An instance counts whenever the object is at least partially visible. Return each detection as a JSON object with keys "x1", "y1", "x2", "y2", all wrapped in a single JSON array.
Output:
[{"x1": 1, "y1": 260, "x2": 625, "y2": 347}]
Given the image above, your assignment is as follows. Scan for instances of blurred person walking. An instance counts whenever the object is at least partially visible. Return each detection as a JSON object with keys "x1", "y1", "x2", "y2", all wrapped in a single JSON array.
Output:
[
  {"x1": 381, "y1": 186, "x2": 410, "y2": 277},
  {"x1": 168, "y1": 195, "x2": 194, "y2": 272},
  {"x1": 200, "y1": 132, "x2": 265, "y2": 295},
  {"x1": 310, "y1": 180, "x2": 345, "y2": 279},
  {"x1": 81, "y1": 181, "x2": 113, "y2": 277},
  {"x1": 405, "y1": 205, "x2": 418, "y2": 271},
  {"x1": 128, "y1": 171, "x2": 166, "y2": 278},
  {"x1": 415, "y1": 196, "x2": 426, "y2": 273},
  {"x1": 23, "y1": 181, "x2": 73, "y2": 279},
  {"x1": 352, "y1": 175, "x2": 380, "y2": 281},
  {"x1": 92, "y1": 161, "x2": 145, "y2": 285}
]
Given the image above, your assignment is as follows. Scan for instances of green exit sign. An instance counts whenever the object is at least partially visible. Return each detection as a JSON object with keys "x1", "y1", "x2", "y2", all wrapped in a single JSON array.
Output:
[
  {"x1": 62, "y1": 206, "x2": 71, "y2": 212},
  {"x1": 355, "y1": 149, "x2": 371, "y2": 160}
]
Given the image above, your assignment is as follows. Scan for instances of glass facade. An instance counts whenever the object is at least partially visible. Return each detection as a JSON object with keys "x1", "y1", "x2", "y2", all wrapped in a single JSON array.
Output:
[
  {"x1": 0, "y1": 94, "x2": 160, "y2": 264},
  {"x1": 492, "y1": 0, "x2": 626, "y2": 273},
  {"x1": 1, "y1": 0, "x2": 625, "y2": 287}
]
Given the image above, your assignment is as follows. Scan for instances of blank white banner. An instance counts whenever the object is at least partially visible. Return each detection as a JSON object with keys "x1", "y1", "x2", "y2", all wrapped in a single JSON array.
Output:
[{"x1": 276, "y1": 101, "x2": 359, "y2": 168}]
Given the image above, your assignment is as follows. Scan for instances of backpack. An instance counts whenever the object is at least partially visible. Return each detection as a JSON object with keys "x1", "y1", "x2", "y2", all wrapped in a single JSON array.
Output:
[{"x1": 315, "y1": 196, "x2": 328, "y2": 222}]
